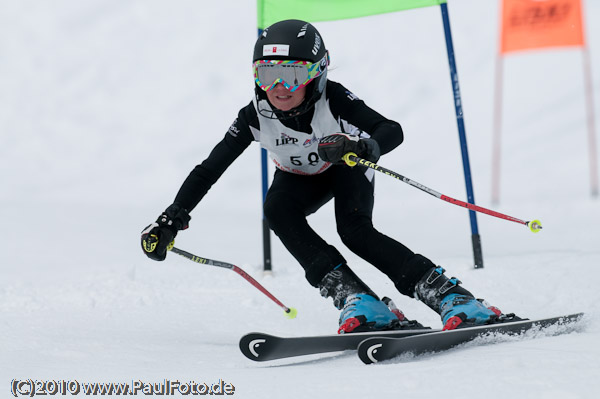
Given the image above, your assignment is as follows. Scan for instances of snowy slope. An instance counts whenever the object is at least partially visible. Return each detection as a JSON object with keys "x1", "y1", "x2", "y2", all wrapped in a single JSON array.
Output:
[{"x1": 1, "y1": 0, "x2": 599, "y2": 398}]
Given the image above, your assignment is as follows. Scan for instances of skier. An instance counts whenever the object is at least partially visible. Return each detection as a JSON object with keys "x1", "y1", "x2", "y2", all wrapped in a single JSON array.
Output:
[{"x1": 141, "y1": 19, "x2": 509, "y2": 333}]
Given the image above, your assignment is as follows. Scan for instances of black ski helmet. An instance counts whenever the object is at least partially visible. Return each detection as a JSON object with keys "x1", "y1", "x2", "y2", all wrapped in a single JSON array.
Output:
[{"x1": 253, "y1": 19, "x2": 328, "y2": 119}]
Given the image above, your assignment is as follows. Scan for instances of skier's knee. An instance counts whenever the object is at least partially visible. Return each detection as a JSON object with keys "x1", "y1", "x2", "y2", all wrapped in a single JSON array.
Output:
[
  {"x1": 263, "y1": 193, "x2": 287, "y2": 231},
  {"x1": 337, "y1": 218, "x2": 373, "y2": 251}
]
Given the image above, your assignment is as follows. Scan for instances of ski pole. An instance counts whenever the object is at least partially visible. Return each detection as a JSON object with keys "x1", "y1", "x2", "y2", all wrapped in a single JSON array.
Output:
[
  {"x1": 342, "y1": 152, "x2": 542, "y2": 233},
  {"x1": 169, "y1": 246, "x2": 298, "y2": 319}
]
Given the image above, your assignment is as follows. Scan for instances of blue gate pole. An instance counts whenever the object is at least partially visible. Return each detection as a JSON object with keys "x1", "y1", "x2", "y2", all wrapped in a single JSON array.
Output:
[
  {"x1": 261, "y1": 148, "x2": 272, "y2": 272},
  {"x1": 439, "y1": 3, "x2": 484, "y2": 269},
  {"x1": 258, "y1": 28, "x2": 273, "y2": 272}
]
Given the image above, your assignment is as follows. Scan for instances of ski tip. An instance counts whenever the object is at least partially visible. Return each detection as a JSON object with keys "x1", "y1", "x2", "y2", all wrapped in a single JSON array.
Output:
[
  {"x1": 239, "y1": 333, "x2": 276, "y2": 362},
  {"x1": 360, "y1": 342, "x2": 383, "y2": 364},
  {"x1": 357, "y1": 337, "x2": 398, "y2": 365},
  {"x1": 358, "y1": 334, "x2": 429, "y2": 365}
]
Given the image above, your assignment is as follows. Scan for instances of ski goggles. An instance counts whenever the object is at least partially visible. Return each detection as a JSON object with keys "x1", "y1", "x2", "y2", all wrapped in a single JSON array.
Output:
[{"x1": 253, "y1": 51, "x2": 329, "y2": 92}]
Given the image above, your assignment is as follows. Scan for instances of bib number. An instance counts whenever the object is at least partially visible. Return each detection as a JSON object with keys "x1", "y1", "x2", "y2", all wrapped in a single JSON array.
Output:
[{"x1": 290, "y1": 152, "x2": 320, "y2": 166}]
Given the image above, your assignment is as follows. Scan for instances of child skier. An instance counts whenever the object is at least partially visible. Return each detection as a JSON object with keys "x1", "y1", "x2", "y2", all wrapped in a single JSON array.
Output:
[{"x1": 141, "y1": 19, "x2": 509, "y2": 333}]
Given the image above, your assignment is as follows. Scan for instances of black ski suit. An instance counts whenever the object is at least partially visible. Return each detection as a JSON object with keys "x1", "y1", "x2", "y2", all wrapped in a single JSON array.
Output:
[{"x1": 172, "y1": 80, "x2": 435, "y2": 297}]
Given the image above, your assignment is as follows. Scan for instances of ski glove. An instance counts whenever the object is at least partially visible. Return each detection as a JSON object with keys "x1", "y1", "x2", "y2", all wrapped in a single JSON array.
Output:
[
  {"x1": 318, "y1": 133, "x2": 381, "y2": 165},
  {"x1": 141, "y1": 204, "x2": 190, "y2": 261}
]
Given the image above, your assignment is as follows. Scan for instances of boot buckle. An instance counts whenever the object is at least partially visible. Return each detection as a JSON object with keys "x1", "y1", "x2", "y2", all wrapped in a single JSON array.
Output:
[
  {"x1": 438, "y1": 277, "x2": 461, "y2": 295},
  {"x1": 425, "y1": 266, "x2": 446, "y2": 284}
]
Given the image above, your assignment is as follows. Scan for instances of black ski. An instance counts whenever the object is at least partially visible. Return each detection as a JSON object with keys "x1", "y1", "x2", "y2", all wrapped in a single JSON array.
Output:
[
  {"x1": 357, "y1": 312, "x2": 584, "y2": 364},
  {"x1": 239, "y1": 328, "x2": 436, "y2": 362}
]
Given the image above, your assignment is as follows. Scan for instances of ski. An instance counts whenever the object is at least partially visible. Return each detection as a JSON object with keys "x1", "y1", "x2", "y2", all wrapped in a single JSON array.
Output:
[
  {"x1": 239, "y1": 327, "x2": 437, "y2": 362},
  {"x1": 357, "y1": 312, "x2": 584, "y2": 364}
]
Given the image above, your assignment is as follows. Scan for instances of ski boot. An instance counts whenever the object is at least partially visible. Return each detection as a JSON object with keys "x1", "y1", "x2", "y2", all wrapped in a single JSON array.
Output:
[
  {"x1": 337, "y1": 293, "x2": 399, "y2": 333},
  {"x1": 318, "y1": 263, "x2": 421, "y2": 333},
  {"x1": 414, "y1": 266, "x2": 519, "y2": 330}
]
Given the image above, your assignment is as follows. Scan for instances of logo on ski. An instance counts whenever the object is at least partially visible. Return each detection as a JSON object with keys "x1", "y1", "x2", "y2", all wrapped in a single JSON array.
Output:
[
  {"x1": 248, "y1": 339, "x2": 266, "y2": 358},
  {"x1": 365, "y1": 343, "x2": 382, "y2": 364}
]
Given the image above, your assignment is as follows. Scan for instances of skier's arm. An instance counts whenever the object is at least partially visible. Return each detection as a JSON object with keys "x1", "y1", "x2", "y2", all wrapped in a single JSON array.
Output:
[
  {"x1": 140, "y1": 103, "x2": 256, "y2": 261},
  {"x1": 327, "y1": 81, "x2": 403, "y2": 155},
  {"x1": 172, "y1": 104, "x2": 256, "y2": 212}
]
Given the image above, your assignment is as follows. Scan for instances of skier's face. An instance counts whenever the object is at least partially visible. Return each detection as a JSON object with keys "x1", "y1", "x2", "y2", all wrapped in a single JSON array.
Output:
[{"x1": 266, "y1": 83, "x2": 306, "y2": 111}]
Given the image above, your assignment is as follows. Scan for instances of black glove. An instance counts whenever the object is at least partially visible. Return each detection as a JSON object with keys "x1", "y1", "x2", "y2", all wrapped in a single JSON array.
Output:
[
  {"x1": 141, "y1": 204, "x2": 191, "y2": 261},
  {"x1": 318, "y1": 133, "x2": 381, "y2": 164}
]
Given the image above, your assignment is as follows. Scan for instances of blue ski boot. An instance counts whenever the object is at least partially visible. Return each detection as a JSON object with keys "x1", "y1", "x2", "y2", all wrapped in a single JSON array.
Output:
[
  {"x1": 439, "y1": 294, "x2": 502, "y2": 330},
  {"x1": 318, "y1": 263, "x2": 419, "y2": 333},
  {"x1": 414, "y1": 266, "x2": 514, "y2": 330},
  {"x1": 337, "y1": 293, "x2": 400, "y2": 333}
]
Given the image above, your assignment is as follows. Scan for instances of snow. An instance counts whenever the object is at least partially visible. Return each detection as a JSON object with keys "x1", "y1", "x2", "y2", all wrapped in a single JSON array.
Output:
[{"x1": 1, "y1": 0, "x2": 599, "y2": 398}]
